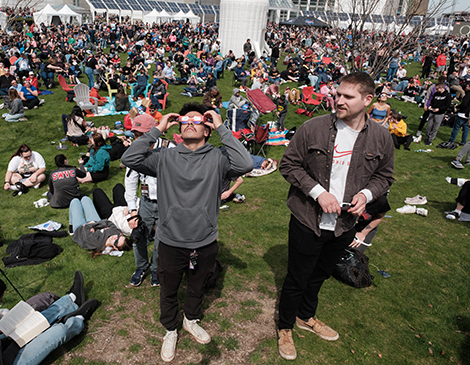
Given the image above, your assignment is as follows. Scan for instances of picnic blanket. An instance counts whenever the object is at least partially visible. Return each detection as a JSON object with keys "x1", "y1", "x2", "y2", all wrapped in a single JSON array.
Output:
[
  {"x1": 266, "y1": 126, "x2": 289, "y2": 146},
  {"x1": 84, "y1": 96, "x2": 140, "y2": 117},
  {"x1": 245, "y1": 159, "x2": 279, "y2": 177}
]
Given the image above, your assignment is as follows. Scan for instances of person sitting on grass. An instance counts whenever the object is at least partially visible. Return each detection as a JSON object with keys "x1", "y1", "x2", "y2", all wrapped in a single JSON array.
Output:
[
  {"x1": 47, "y1": 154, "x2": 86, "y2": 209},
  {"x1": 90, "y1": 83, "x2": 107, "y2": 107},
  {"x1": 114, "y1": 85, "x2": 130, "y2": 112},
  {"x1": 4, "y1": 144, "x2": 46, "y2": 191},
  {"x1": 388, "y1": 111, "x2": 412, "y2": 150},
  {"x1": 61, "y1": 106, "x2": 89, "y2": 146},
  {"x1": 69, "y1": 196, "x2": 132, "y2": 257},
  {"x1": 18, "y1": 79, "x2": 40, "y2": 110},
  {"x1": 3, "y1": 89, "x2": 26, "y2": 122},
  {"x1": 149, "y1": 78, "x2": 166, "y2": 110},
  {"x1": 367, "y1": 93, "x2": 391, "y2": 128},
  {"x1": 445, "y1": 178, "x2": 470, "y2": 221},
  {"x1": 0, "y1": 271, "x2": 99, "y2": 365},
  {"x1": 77, "y1": 133, "x2": 111, "y2": 184}
]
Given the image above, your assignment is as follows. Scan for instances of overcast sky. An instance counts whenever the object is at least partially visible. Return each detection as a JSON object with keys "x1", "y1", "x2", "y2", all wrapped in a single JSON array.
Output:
[{"x1": 453, "y1": 0, "x2": 469, "y2": 12}]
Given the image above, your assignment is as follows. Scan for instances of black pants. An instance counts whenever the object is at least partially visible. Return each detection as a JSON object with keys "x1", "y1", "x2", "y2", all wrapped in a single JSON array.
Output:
[
  {"x1": 417, "y1": 109, "x2": 431, "y2": 132},
  {"x1": 22, "y1": 98, "x2": 39, "y2": 109},
  {"x1": 391, "y1": 134, "x2": 412, "y2": 150},
  {"x1": 278, "y1": 215, "x2": 355, "y2": 330},
  {"x1": 456, "y1": 181, "x2": 470, "y2": 214},
  {"x1": 92, "y1": 183, "x2": 126, "y2": 219},
  {"x1": 157, "y1": 240, "x2": 218, "y2": 331}
]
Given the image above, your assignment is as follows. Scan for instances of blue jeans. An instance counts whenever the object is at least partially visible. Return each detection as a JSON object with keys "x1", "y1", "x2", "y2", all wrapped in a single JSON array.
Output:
[
  {"x1": 69, "y1": 197, "x2": 101, "y2": 232},
  {"x1": 135, "y1": 196, "x2": 159, "y2": 272},
  {"x1": 13, "y1": 295, "x2": 83, "y2": 365},
  {"x1": 449, "y1": 116, "x2": 469, "y2": 144},
  {"x1": 5, "y1": 113, "x2": 24, "y2": 122},
  {"x1": 150, "y1": 94, "x2": 164, "y2": 108},
  {"x1": 395, "y1": 80, "x2": 409, "y2": 92},
  {"x1": 85, "y1": 66, "x2": 95, "y2": 88},
  {"x1": 386, "y1": 67, "x2": 397, "y2": 82},
  {"x1": 133, "y1": 85, "x2": 146, "y2": 98}
]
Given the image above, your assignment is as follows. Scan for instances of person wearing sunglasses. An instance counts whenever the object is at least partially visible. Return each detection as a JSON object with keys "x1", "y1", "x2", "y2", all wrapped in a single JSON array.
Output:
[
  {"x1": 68, "y1": 196, "x2": 132, "y2": 258},
  {"x1": 4, "y1": 144, "x2": 46, "y2": 191},
  {"x1": 122, "y1": 102, "x2": 253, "y2": 362}
]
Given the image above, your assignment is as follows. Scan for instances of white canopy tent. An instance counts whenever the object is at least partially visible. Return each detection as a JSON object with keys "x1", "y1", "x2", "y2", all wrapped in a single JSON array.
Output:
[
  {"x1": 33, "y1": 4, "x2": 60, "y2": 26},
  {"x1": 158, "y1": 9, "x2": 172, "y2": 23},
  {"x1": 143, "y1": 9, "x2": 162, "y2": 25},
  {"x1": 172, "y1": 10, "x2": 188, "y2": 21},
  {"x1": 57, "y1": 5, "x2": 82, "y2": 25},
  {"x1": 184, "y1": 10, "x2": 201, "y2": 24}
]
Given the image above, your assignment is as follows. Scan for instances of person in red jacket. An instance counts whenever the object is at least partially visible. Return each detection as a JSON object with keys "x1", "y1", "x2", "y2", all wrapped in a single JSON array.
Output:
[
  {"x1": 436, "y1": 52, "x2": 447, "y2": 75},
  {"x1": 90, "y1": 83, "x2": 107, "y2": 106}
]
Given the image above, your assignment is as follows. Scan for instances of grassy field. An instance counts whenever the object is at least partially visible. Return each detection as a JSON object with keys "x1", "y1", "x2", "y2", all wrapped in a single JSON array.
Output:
[{"x1": 0, "y1": 57, "x2": 468, "y2": 365}]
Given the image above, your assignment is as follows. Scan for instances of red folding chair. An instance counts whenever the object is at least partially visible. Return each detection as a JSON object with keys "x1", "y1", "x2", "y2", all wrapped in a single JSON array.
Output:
[
  {"x1": 242, "y1": 123, "x2": 270, "y2": 157},
  {"x1": 300, "y1": 86, "x2": 327, "y2": 114}
]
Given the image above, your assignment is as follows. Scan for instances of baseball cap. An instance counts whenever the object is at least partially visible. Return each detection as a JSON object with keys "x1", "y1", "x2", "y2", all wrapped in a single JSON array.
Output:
[
  {"x1": 132, "y1": 114, "x2": 155, "y2": 133},
  {"x1": 29, "y1": 71, "x2": 34, "y2": 75}
]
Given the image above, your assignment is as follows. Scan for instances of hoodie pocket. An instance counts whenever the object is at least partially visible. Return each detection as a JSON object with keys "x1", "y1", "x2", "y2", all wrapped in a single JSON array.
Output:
[{"x1": 161, "y1": 206, "x2": 214, "y2": 242}]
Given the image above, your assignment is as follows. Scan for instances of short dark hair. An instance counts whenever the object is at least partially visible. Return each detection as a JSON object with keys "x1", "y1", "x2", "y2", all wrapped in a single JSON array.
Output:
[{"x1": 339, "y1": 72, "x2": 375, "y2": 97}]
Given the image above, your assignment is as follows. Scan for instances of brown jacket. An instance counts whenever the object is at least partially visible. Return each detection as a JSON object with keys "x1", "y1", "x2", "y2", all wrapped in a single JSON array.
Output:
[
  {"x1": 279, "y1": 113, "x2": 395, "y2": 237},
  {"x1": 202, "y1": 91, "x2": 222, "y2": 109}
]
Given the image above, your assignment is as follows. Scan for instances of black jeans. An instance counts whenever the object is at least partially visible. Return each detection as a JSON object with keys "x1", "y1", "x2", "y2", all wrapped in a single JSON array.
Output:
[
  {"x1": 22, "y1": 98, "x2": 39, "y2": 109},
  {"x1": 157, "y1": 240, "x2": 218, "y2": 331},
  {"x1": 391, "y1": 134, "x2": 413, "y2": 150},
  {"x1": 278, "y1": 215, "x2": 355, "y2": 330},
  {"x1": 92, "y1": 183, "x2": 126, "y2": 219}
]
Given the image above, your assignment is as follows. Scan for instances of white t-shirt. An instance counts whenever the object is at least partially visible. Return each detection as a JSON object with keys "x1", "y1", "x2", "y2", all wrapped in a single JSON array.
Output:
[
  {"x1": 320, "y1": 120, "x2": 359, "y2": 231},
  {"x1": 7, "y1": 151, "x2": 46, "y2": 176}
]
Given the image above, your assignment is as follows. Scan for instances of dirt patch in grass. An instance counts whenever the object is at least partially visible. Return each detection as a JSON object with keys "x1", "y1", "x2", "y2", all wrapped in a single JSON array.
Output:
[{"x1": 68, "y1": 289, "x2": 277, "y2": 364}]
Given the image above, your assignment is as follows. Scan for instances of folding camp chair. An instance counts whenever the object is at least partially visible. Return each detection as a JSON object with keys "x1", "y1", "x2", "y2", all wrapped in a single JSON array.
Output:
[
  {"x1": 300, "y1": 86, "x2": 327, "y2": 114},
  {"x1": 242, "y1": 123, "x2": 270, "y2": 157},
  {"x1": 225, "y1": 108, "x2": 252, "y2": 132}
]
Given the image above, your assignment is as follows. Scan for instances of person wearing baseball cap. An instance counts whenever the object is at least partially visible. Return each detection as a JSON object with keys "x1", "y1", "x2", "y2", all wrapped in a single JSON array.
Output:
[{"x1": 124, "y1": 113, "x2": 175, "y2": 290}]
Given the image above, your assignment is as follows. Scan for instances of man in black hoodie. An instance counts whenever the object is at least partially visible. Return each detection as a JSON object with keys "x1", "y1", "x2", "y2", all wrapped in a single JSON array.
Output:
[{"x1": 424, "y1": 83, "x2": 452, "y2": 146}]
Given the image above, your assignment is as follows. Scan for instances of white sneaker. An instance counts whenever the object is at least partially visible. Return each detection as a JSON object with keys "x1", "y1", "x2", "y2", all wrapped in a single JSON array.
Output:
[
  {"x1": 445, "y1": 211, "x2": 459, "y2": 220},
  {"x1": 183, "y1": 315, "x2": 211, "y2": 344},
  {"x1": 404, "y1": 195, "x2": 427, "y2": 205},
  {"x1": 161, "y1": 330, "x2": 177, "y2": 362},
  {"x1": 416, "y1": 208, "x2": 428, "y2": 217},
  {"x1": 39, "y1": 99, "x2": 45, "y2": 105},
  {"x1": 396, "y1": 205, "x2": 417, "y2": 214}
]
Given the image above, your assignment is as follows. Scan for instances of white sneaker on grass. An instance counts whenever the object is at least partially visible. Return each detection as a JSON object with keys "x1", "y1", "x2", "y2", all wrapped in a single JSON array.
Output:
[
  {"x1": 416, "y1": 208, "x2": 428, "y2": 217},
  {"x1": 445, "y1": 211, "x2": 460, "y2": 220},
  {"x1": 396, "y1": 205, "x2": 417, "y2": 214},
  {"x1": 404, "y1": 195, "x2": 427, "y2": 205},
  {"x1": 183, "y1": 315, "x2": 211, "y2": 344},
  {"x1": 161, "y1": 330, "x2": 177, "y2": 362}
]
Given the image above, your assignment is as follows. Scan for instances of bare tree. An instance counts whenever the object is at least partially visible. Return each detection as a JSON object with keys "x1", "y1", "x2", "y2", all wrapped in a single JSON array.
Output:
[
  {"x1": 327, "y1": 0, "x2": 452, "y2": 78},
  {"x1": 2, "y1": 0, "x2": 45, "y2": 31}
]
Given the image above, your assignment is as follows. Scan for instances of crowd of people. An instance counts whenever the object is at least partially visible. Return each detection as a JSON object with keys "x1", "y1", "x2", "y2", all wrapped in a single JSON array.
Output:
[{"x1": 0, "y1": 12, "x2": 469, "y2": 363}]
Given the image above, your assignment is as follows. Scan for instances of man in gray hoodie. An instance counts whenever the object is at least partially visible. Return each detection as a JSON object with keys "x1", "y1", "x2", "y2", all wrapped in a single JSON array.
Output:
[{"x1": 121, "y1": 102, "x2": 253, "y2": 362}]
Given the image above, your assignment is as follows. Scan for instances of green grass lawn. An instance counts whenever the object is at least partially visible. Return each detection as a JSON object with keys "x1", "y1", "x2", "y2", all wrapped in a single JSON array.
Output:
[{"x1": 0, "y1": 57, "x2": 468, "y2": 364}]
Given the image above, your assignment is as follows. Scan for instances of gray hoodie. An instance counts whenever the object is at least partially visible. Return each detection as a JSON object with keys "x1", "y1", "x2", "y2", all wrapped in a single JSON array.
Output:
[
  {"x1": 121, "y1": 125, "x2": 253, "y2": 248},
  {"x1": 228, "y1": 88, "x2": 248, "y2": 109}
]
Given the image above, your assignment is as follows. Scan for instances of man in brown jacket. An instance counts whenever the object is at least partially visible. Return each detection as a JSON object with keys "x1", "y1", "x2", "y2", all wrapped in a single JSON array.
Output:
[
  {"x1": 277, "y1": 72, "x2": 395, "y2": 360},
  {"x1": 202, "y1": 86, "x2": 222, "y2": 115}
]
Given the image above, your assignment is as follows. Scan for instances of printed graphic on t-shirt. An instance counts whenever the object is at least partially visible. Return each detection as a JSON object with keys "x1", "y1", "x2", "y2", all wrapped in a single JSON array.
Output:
[
  {"x1": 52, "y1": 169, "x2": 76, "y2": 181},
  {"x1": 332, "y1": 144, "x2": 353, "y2": 166},
  {"x1": 18, "y1": 161, "x2": 35, "y2": 175}
]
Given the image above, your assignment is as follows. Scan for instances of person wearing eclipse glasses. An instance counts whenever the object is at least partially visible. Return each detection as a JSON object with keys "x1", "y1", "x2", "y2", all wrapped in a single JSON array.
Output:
[{"x1": 122, "y1": 102, "x2": 253, "y2": 362}]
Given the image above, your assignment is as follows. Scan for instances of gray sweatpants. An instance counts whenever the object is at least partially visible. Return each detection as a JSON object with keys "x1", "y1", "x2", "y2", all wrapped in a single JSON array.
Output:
[
  {"x1": 456, "y1": 142, "x2": 470, "y2": 163},
  {"x1": 425, "y1": 113, "x2": 445, "y2": 144}
]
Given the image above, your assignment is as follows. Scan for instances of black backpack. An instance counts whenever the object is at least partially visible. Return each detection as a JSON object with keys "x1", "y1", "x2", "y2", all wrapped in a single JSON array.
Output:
[{"x1": 332, "y1": 249, "x2": 373, "y2": 288}]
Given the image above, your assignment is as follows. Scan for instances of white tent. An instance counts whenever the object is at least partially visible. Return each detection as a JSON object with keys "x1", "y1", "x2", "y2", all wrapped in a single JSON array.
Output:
[
  {"x1": 57, "y1": 4, "x2": 82, "y2": 24},
  {"x1": 158, "y1": 9, "x2": 172, "y2": 23},
  {"x1": 185, "y1": 10, "x2": 200, "y2": 24},
  {"x1": 33, "y1": 4, "x2": 60, "y2": 26},
  {"x1": 143, "y1": 9, "x2": 162, "y2": 24},
  {"x1": 172, "y1": 10, "x2": 187, "y2": 21}
]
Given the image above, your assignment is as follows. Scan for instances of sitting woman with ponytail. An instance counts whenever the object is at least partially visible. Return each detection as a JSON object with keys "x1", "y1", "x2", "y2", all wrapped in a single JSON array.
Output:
[
  {"x1": 47, "y1": 154, "x2": 86, "y2": 209},
  {"x1": 61, "y1": 106, "x2": 90, "y2": 146}
]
